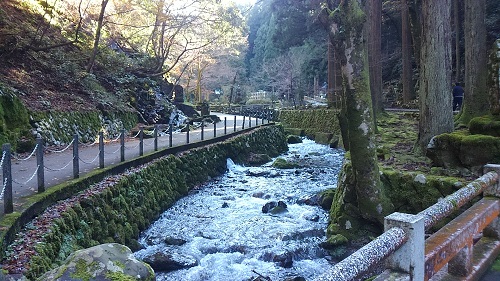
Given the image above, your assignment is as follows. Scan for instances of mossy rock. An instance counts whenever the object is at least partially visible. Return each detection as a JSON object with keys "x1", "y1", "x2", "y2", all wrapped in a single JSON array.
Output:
[
  {"x1": 284, "y1": 128, "x2": 305, "y2": 136},
  {"x1": 271, "y1": 158, "x2": 299, "y2": 169},
  {"x1": 469, "y1": 115, "x2": 500, "y2": 137},
  {"x1": 314, "y1": 132, "x2": 333, "y2": 145},
  {"x1": 287, "y1": 135, "x2": 302, "y2": 144}
]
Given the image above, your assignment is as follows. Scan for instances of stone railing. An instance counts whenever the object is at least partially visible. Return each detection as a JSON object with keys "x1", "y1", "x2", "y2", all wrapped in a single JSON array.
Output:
[{"x1": 316, "y1": 164, "x2": 500, "y2": 281}]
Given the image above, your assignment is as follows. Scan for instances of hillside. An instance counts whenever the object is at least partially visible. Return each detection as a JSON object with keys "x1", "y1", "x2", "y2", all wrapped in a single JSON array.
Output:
[{"x1": 0, "y1": 0, "x2": 148, "y2": 113}]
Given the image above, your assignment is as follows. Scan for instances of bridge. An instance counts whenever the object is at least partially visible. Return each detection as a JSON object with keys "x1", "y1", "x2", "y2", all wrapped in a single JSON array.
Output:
[{"x1": 316, "y1": 164, "x2": 500, "y2": 281}]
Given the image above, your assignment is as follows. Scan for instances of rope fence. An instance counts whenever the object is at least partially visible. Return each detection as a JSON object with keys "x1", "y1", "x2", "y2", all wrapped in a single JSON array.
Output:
[{"x1": 1, "y1": 112, "x2": 274, "y2": 214}]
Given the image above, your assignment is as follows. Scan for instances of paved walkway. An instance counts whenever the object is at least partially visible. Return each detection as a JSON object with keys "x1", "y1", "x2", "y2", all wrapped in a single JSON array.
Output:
[{"x1": 1, "y1": 113, "x2": 267, "y2": 216}]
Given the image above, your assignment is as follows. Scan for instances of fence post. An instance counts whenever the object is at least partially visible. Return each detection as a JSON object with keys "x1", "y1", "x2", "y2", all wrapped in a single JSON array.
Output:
[
  {"x1": 139, "y1": 126, "x2": 144, "y2": 156},
  {"x1": 383, "y1": 213, "x2": 425, "y2": 280},
  {"x1": 99, "y1": 131, "x2": 104, "y2": 169},
  {"x1": 169, "y1": 124, "x2": 173, "y2": 147},
  {"x1": 242, "y1": 116, "x2": 245, "y2": 130},
  {"x1": 213, "y1": 121, "x2": 217, "y2": 138},
  {"x1": 36, "y1": 138, "x2": 45, "y2": 193},
  {"x1": 186, "y1": 124, "x2": 190, "y2": 144},
  {"x1": 2, "y1": 143, "x2": 13, "y2": 214},
  {"x1": 233, "y1": 116, "x2": 236, "y2": 132},
  {"x1": 224, "y1": 117, "x2": 227, "y2": 135},
  {"x1": 73, "y1": 134, "x2": 79, "y2": 179},
  {"x1": 249, "y1": 116, "x2": 251, "y2": 128},
  {"x1": 120, "y1": 129, "x2": 125, "y2": 162},
  {"x1": 154, "y1": 125, "x2": 158, "y2": 151},
  {"x1": 201, "y1": 120, "x2": 204, "y2": 141}
]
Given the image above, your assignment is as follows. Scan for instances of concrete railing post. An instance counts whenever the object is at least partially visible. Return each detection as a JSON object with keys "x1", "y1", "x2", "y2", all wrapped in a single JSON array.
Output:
[
  {"x1": 99, "y1": 132, "x2": 104, "y2": 169},
  {"x1": 483, "y1": 164, "x2": 500, "y2": 239},
  {"x1": 73, "y1": 134, "x2": 79, "y2": 179},
  {"x1": 36, "y1": 138, "x2": 44, "y2": 193},
  {"x1": 2, "y1": 143, "x2": 13, "y2": 214},
  {"x1": 120, "y1": 129, "x2": 125, "y2": 162},
  {"x1": 139, "y1": 126, "x2": 144, "y2": 156},
  {"x1": 384, "y1": 212, "x2": 425, "y2": 280}
]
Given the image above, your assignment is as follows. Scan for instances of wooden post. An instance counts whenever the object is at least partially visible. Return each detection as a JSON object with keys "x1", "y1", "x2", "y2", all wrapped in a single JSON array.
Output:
[
  {"x1": 139, "y1": 126, "x2": 144, "y2": 156},
  {"x1": 120, "y1": 129, "x2": 125, "y2": 162},
  {"x1": 73, "y1": 134, "x2": 79, "y2": 179},
  {"x1": 36, "y1": 138, "x2": 44, "y2": 193},
  {"x1": 154, "y1": 125, "x2": 158, "y2": 151},
  {"x1": 99, "y1": 131, "x2": 104, "y2": 169},
  {"x1": 169, "y1": 124, "x2": 173, "y2": 147},
  {"x1": 2, "y1": 143, "x2": 13, "y2": 214},
  {"x1": 201, "y1": 120, "x2": 204, "y2": 141}
]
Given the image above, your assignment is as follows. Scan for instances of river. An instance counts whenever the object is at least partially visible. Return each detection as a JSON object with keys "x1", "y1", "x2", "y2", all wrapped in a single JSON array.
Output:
[{"x1": 134, "y1": 139, "x2": 345, "y2": 281}]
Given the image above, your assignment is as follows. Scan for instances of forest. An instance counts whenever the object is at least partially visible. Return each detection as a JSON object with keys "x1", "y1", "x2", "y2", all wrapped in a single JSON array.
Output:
[{"x1": 1, "y1": 0, "x2": 499, "y2": 114}]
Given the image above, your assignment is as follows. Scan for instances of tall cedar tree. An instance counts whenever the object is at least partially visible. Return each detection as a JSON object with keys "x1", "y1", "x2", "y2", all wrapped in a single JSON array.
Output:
[
  {"x1": 456, "y1": 0, "x2": 489, "y2": 125},
  {"x1": 402, "y1": 0, "x2": 415, "y2": 103},
  {"x1": 417, "y1": 0, "x2": 453, "y2": 152}
]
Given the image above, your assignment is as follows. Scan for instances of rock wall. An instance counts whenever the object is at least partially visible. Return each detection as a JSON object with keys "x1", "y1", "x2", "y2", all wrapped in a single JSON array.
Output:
[
  {"x1": 2, "y1": 125, "x2": 287, "y2": 279},
  {"x1": 278, "y1": 109, "x2": 341, "y2": 146}
]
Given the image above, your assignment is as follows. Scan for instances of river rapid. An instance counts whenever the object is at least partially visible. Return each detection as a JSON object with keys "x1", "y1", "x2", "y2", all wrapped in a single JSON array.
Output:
[{"x1": 134, "y1": 139, "x2": 345, "y2": 281}]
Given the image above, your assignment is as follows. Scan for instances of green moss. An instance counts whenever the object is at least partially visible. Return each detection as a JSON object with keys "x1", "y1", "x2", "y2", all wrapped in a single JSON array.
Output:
[
  {"x1": 69, "y1": 259, "x2": 95, "y2": 281},
  {"x1": 105, "y1": 271, "x2": 136, "y2": 281},
  {"x1": 469, "y1": 115, "x2": 500, "y2": 137},
  {"x1": 271, "y1": 158, "x2": 299, "y2": 169}
]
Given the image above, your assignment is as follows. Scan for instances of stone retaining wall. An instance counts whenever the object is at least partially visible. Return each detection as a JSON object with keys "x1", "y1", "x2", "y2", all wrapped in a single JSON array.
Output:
[{"x1": 1, "y1": 125, "x2": 287, "y2": 279}]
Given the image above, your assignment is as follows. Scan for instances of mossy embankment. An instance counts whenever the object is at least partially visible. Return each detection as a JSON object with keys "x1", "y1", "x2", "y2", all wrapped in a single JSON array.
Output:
[
  {"x1": 0, "y1": 125, "x2": 287, "y2": 279},
  {"x1": 279, "y1": 109, "x2": 341, "y2": 146}
]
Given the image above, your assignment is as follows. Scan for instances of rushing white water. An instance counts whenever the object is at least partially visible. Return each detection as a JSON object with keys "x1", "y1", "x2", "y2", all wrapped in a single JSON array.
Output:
[{"x1": 134, "y1": 139, "x2": 345, "y2": 281}]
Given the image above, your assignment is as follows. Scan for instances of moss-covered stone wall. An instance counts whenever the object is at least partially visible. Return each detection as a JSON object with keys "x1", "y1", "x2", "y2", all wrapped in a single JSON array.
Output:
[
  {"x1": 30, "y1": 110, "x2": 137, "y2": 145},
  {"x1": 278, "y1": 109, "x2": 341, "y2": 145},
  {"x1": 0, "y1": 85, "x2": 32, "y2": 151},
  {"x1": 2, "y1": 125, "x2": 287, "y2": 279}
]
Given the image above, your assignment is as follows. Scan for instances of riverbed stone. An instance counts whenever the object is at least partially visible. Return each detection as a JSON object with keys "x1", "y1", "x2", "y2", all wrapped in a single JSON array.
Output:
[
  {"x1": 141, "y1": 250, "x2": 198, "y2": 272},
  {"x1": 262, "y1": 201, "x2": 288, "y2": 214},
  {"x1": 37, "y1": 243, "x2": 155, "y2": 281}
]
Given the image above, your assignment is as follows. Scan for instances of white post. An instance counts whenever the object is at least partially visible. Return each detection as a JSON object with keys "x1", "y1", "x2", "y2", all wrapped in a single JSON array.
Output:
[{"x1": 384, "y1": 212, "x2": 425, "y2": 280}]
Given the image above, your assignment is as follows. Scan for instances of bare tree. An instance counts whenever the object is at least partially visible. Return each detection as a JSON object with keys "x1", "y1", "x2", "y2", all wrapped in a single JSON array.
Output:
[{"x1": 86, "y1": 0, "x2": 110, "y2": 73}]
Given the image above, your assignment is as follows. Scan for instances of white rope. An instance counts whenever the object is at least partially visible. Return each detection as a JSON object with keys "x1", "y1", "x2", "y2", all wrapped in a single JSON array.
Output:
[
  {"x1": 143, "y1": 128, "x2": 155, "y2": 136},
  {"x1": 78, "y1": 151, "x2": 100, "y2": 164},
  {"x1": 106, "y1": 132, "x2": 122, "y2": 143},
  {"x1": 144, "y1": 138, "x2": 156, "y2": 147},
  {"x1": 44, "y1": 157, "x2": 74, "y2": 172},
  {"x1": 45, "y1": 139, "x2": 75, "y2": 153},
  {"x1": 79, "y1": 139, "x2": 98, "y2": 147},
  {"x1": 124, "y1": 141, "x2": 141, "y2": 150},
  {"x1": 0, "y1": 178, "x2": 7, "y2": 201},
  {"x1": 104, "y1": 145, "x2": 121, "y2": 155},
  {"x1": 12, "y1": 143, "x2": 39, "y2": 161},
  {"x1": 130, "y1": 130, "x2": 141, "y2": 138},
  {"x1": 12, "y1": 165, "x2": 40, "y2": 185},
  {"x1": 0, "y1": 151, "x2": 6, "y2": 168}
]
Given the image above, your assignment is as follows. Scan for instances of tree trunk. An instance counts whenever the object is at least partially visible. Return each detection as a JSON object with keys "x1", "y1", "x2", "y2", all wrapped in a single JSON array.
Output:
[
  {"x1": 456, "y1": 0, "x2": 488, "y2": 125},
  {"x1": 408, "y1": 0, "x2": 422, "y2": 70},
  {"x1": 86, "y1": 0, "x2": 109, "y2": 73},
  {"x1": 368, "y1": 0, "x2": 383, "y2": 117},
  {"x1": 402, "y1": 0, "x2": 415, "y2": 103},
  {"x1": 417, "y1": 0, "x2": 453, "y2": 152},
  {"x1": 328, "y1": 0, "x2": 393, "y2": 226},
  {"x1": 453, "y1": 0, "x2": 462, "y2": 83}
]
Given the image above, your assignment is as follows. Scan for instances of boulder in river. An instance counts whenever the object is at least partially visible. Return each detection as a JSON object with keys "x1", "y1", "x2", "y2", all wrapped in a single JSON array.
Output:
[
  {"x1": 141, "y1": 250, "x2": 198, "y2": 272},
  {"x1": 262, "y1": 201, "x2": 288, "y2": 214},
  {"x1": 37, "y1": 243, "x2": 154, "y2": 281}
]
